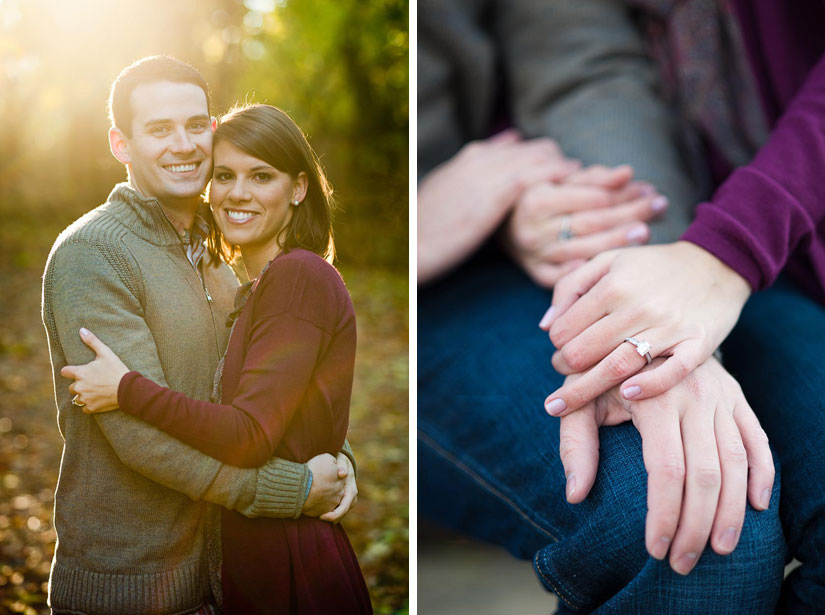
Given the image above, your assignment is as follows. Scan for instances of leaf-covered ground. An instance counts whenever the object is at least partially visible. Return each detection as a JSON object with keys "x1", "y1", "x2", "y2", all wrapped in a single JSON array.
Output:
[{"x1": 0, "y1": 208, "x2": 409, "y2": 614}]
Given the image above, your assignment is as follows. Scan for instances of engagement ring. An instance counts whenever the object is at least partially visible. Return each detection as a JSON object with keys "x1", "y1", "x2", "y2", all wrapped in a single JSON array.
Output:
[
  {"x1": 71, "y1": 394, "x2": 85, "y2": 408},
  {"x1": 624, "y1": 337, "x2": 652, "y2": 364}
]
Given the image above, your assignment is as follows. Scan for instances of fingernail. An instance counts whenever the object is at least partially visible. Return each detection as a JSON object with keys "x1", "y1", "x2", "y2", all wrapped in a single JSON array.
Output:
[
  {"x1": 545, "y1": 398, "x2": 567, "y2": 416},
  {"x1": 626, "y1": 225, "x2": 647, "y2": 244},
  {"x1": 651, "y1": 196, "x2": 669, "y2": 213},
  {"x1": 639, "y1": 184, "x2": 656, "y2": 196},
  {"x1": 673, "y1": 552, "x2": 698, "y2": 575},
  {"x1": 651, "y1": 536, "x2": 670, "y2": 560},
  {"x1": 539, "y1": 306, "x2": 555, "y2": 329},
  {"x1": 760, "y1": 488, "x2": 772, "y2": 510},
  {"x1": 718, "y1": 527, "x2": 738, "y2": 553},
  {"x1": 566, "y1": 474, "x2": 576, "y2": 500},
  {"x1": 622, "y1": 385, "x2": 642, "y2": 399},
  {"x1": 79, "y1": 327, "x2": 89, "y2": 337}
]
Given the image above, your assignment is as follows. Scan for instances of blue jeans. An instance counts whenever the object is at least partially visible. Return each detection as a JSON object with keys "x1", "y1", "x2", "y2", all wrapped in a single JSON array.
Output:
[
  {"x1": 723, "y1": 276, "x2": 825, "y2": 615},
  {"x1": 419, "y1": 251, "x2": 824, "y2": 614}
]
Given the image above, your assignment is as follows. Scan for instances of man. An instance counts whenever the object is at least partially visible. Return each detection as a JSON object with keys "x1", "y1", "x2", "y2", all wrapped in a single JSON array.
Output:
[{"x1": 42, "y1": 56, "x2": 356, "y2": 615}]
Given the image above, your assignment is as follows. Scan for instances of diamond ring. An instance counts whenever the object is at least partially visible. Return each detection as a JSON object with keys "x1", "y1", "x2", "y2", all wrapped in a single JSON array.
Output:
[
  {"x1": 71, "y1": 394, "x2": 86, "y2": 408},
  {"x1": 624, "y1": 337, "x2": 652, "y2": 364}
]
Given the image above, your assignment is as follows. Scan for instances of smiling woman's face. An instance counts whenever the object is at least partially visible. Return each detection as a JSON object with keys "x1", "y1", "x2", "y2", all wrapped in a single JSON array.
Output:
[{"x1": 209, "y1": 139, "x2": 303, "y2": 253}]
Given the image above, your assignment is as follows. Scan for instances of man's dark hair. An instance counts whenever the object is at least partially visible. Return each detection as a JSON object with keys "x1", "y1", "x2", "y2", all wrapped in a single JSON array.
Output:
[{"x1": 108, "y1": 55, "x2": 210, "y2": 137}]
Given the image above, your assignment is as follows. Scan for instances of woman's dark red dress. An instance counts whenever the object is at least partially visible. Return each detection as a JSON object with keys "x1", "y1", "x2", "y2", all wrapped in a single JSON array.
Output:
[{"x1": 117, "y1": 249, "x2": 372, "y2": 615}]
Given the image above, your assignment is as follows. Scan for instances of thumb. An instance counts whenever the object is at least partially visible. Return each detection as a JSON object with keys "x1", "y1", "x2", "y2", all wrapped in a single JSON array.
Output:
[
  {"x1": 60, "y1": 365, "x2": 79, "y2": 379},
  {"x1": 78, "y1": 328, "x2": 109, "y2": 357},
  {"x1": 567, "y1": 164, "x2": 634, "y2": 189},
  {"x1": 513, "y1": 160, "x2": 581, "y2": 197},
  {"x1": 488, "y1": 129, "x2": 521, "y2": 144},
  {"x1": 335, "y1": 454, "x2": 349, "y2": 479},
  {"x1": 557, "y1": 404, "x2": 601, "y2": 504}
]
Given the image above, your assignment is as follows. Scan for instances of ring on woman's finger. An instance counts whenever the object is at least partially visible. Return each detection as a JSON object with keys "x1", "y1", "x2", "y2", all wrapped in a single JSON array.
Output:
[
  {"x1": 558, "y1": 215, "x2": 574, "y2": 241},
  {"x1": 71, "y1": 394, "x2": 86, "y2": 408},
  {"x1": 624, "y1": 337, "x2": 653, "y2": 364}
]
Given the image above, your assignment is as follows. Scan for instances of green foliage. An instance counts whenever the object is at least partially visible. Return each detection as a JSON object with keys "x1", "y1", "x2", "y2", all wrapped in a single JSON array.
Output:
[
  {"x1": 0, "y1": 0, "x2": 408, "y2": 269},
  {"x1": 226, "y1": 0, "x2": 410, "y2": 270}
]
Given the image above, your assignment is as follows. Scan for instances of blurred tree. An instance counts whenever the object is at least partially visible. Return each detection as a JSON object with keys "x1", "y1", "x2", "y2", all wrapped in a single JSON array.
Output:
[
  {"x1": 0, "y1": 0, "x2": 408, "y2": 269},
  {"x1": 212, "y1": 0, "x2": 409, "y2": 268}
]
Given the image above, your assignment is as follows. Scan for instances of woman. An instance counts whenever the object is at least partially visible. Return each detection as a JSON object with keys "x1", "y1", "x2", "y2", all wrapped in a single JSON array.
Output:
[
  {"x1": 62, "y1": 104, "x2": 372, "y2": 615},
  {"x1": 538, "y1": 1, "x2": 825, "y2": 610}
]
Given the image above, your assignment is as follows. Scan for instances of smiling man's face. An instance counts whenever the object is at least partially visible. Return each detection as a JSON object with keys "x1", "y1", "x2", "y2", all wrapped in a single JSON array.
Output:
[{"x1": 122, "y1": 81, "x2": 213, "y2": 204}]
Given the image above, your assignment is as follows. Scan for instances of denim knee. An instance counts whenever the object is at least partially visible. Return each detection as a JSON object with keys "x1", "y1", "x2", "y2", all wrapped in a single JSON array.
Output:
[{"x1": 534, "y1": 425, "x2": 785, "y2": 614}]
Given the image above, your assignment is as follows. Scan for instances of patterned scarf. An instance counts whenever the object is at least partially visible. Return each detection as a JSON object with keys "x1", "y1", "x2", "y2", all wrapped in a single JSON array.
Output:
[
  {"x1": 180, "y1": 212, "x2": 211, "y2": 274},
  {"x1": 210, "y1": 259, "x2": 275, "y2": 404},
  {"x1": 628, "y1": 0, "x2": 768, "y2": 167}
]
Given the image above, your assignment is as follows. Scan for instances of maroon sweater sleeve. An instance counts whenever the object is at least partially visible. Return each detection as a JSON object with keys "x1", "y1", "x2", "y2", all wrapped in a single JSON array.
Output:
[
  {"x1": 118, "y1": 255, "x2": 337, "y2": 468},
  {"x1": 681, "y1": 51, "x2": 825, "y2": 292}
]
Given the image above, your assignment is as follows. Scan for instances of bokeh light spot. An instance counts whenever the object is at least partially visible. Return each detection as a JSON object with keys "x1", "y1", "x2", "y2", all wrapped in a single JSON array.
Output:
[
  {"x1": 243, "y1": 11, "x2": 263, "y2": 30},
  {"x1": 202, "y1": 34, "x2": 226, "y2": 63},
  {"x1": 243, "y1": 0, "x2": 278, "y2": 13},
  {"x1": 242, "y1": 40, "x2": 265, "y2": 61}
]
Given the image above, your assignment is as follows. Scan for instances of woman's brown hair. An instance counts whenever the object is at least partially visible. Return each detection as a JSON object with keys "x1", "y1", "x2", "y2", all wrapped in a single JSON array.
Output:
[{"x1": 206, "y1": 104, "x2": 335, "y2": 264}]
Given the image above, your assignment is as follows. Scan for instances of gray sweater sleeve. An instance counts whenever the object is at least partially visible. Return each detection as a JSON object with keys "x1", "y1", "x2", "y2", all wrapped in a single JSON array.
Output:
[
  {"x1": 48, "y1": 240, "x2": 308, "y2": 519},
  {"x1": 495, "y1": 0, "x2": 704, "y2": 243}
]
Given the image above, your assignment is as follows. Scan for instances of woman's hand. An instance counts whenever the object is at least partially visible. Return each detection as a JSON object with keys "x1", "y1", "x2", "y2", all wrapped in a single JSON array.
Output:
[
  {"x1": 303, "y1": 453, "x2": 347, "y2": 518},
  {"x1": 60, "y1": 328, "x2": 130, "y2": 413},
  {"x1": 558, "y1": 357, "x2": 774, "y2": 575},
  {"x1": 320, "y1": 453, "x2": 358, "y2": 523},
  {"x1": 541, "y1": 241, "x2": 752, "y2": 415},
  {"x1": 503, "y1": 165, "x2": 667, "y2": 289}
]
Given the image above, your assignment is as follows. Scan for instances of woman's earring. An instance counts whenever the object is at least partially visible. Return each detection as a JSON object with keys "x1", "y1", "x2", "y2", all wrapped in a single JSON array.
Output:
[{"x1": 292, "y1": 199, "x2": 300, "y2": 206}]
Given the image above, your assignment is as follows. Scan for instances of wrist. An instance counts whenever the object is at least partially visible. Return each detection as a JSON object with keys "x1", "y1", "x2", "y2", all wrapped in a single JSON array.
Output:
[
  {"x1": 675, "y1": 241, "x2": 751, "y2": 304},
  {"x1": 116, "y1": 370, "x2": 138, "y2": 411},
  {"x1": 112, "y1": 368, "x2": 129, "y2": 406},
  {"x1": 302, "y1": 469, "x2": 313, "y2": 507}
]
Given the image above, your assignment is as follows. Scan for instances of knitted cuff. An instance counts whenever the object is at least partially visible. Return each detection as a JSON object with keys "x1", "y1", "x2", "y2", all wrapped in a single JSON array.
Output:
[
  {"x1": 341, "y1": 439, "x2": 358, "y2": 478},
  {"x1": 251, "y1": 457, "x2": 310, "y2": 519}
]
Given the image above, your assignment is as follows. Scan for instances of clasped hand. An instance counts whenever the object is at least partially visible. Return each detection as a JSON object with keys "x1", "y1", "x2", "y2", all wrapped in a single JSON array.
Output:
[
  {"x1": 418, "y1": 130, "x2": 668, "y2": 285},
  {"x1": 558, "y1": 356, "x2": 774, "y2": 575},
  {"x1": 540, "y1": 242, "x2": 752, "y2": 415},
  {"x1": 503, "y1": 164, "x2": 667, "y2": 288}
]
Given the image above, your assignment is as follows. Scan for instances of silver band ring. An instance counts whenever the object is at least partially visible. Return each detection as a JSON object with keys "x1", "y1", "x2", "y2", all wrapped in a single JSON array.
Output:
[
  {"x1": 71, "y1": 394, "x2": 85, "y2": 408},
  {"x1": 558, "y1": 215, "x2": 574, "y2": 241},
  {"x1": 624, "y1": 337, "x2": 653, "y2": 364}
]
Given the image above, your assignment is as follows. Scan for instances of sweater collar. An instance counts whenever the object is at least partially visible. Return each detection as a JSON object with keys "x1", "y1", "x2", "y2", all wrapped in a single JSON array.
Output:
[{"x1": 106, "y1": 183, "x2": 211, "y2": 247}]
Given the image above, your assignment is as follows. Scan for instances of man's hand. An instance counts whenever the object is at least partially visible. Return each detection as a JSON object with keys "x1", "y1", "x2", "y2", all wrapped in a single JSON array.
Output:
[
  {"x1": 303, "y1": 453, "x2": 346, "y2": 517},
  {"x1": 541, "y1": 242, "x2": 752, "y2": 416},
  {"x1": 557, "y1": 357, "x2": 774, "y2": 575},
  {"x1": 503, "y1": 165, "x2": 667, "y2": 288},
  {"x1": 418, "y1": 130, "x2": 580, "y2": 284},
  {"x1": 320, "y1": 453, "x2": 358, "y2": 522}
]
